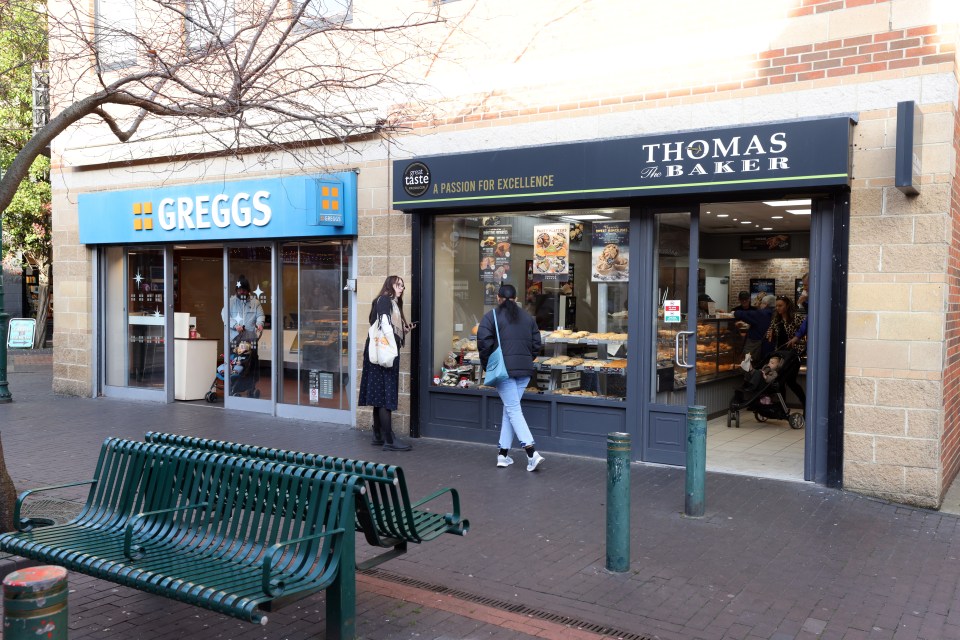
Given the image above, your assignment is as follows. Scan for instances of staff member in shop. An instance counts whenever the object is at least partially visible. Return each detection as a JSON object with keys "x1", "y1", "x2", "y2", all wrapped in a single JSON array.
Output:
[
  {"x1": 734, "y1": 294, "x2": 775, "y2": 363},
  {"x1": 735, "y1": 290, "x2": 754, "y2": 311}
]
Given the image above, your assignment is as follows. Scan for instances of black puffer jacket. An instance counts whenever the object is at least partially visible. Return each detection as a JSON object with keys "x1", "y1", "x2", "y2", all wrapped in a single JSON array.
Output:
[{"x1": 477, "y1": 304, "x2": 542, "y2": 379}]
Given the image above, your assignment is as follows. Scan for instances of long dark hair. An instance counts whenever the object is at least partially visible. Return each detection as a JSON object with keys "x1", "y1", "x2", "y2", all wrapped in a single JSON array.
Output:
[
  {"x1": 497, "y1": 283, "x2": 520, "y2": 322},
  {"x1": 370, "y1": 275, "x2": 408, "y2": 325},
  {"x1": 775, "y1": 295, "x2": 795, "y2": 322}
]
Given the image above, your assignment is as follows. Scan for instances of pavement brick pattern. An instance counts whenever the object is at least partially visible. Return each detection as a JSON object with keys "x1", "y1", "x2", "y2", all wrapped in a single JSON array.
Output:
[{"x1": 3, "y1": 368, "x2": 960, "y2": 639}]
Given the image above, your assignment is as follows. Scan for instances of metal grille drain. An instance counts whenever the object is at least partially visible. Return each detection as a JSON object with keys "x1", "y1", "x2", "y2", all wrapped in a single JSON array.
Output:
[{"x1": 361, "y1": 567, "x2": 652, "y2": 640}]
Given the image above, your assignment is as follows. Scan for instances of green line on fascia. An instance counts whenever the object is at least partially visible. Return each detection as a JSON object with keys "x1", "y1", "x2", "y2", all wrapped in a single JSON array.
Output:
[{"x1": 392, "y1": 173, "x2": 848, "y2": 206}]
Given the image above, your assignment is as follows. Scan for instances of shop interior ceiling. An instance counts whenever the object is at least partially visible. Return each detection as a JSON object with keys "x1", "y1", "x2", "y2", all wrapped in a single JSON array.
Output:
[{"x1": 480, "y1": 199, "x2": 811, "y2": 235}]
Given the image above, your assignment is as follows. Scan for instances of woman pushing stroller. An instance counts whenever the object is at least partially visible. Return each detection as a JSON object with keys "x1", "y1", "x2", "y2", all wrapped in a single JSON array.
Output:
[{"x1": 763, "y1": 295, "x2": 806, "y2": 411}]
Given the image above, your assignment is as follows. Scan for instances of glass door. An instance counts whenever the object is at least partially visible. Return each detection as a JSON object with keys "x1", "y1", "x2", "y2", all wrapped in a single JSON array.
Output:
[
  {"x1": 224, "y1": 245, "x2": 273, "y2": 412},
  {"x1": 645, "y1": 210, "x2": 698, "y2": 464}
]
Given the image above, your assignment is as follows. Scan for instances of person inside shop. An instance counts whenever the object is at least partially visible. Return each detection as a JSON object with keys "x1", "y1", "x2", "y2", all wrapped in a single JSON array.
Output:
[
  {"x1": 477, "y1": 283, "x2": 545, "y2": 472},
  {"x1": 358, "y1": 275, "x2": 417, "y2": 451},
  {"x1": 786, "y1": 272, "x2": 809, "y2": 353},
  {"x1": 736, "y1": 290, "x2": 754, "y2": 311},
  {"x1": 221, "y1": 275, "x2": 265, "y2": 344},
  {"x1": 734, "y1": 293, "x2": 775, "y2": 364},
  {"x1": 766, "y1": 295, "x2": 806, "y2": 410},
  {"x1": 697, "y1": 293, "x2": 722, "y2": 318}
]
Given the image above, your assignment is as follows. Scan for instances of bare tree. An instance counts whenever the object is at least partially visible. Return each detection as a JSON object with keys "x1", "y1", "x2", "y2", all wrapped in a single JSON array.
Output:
[{"x1": 0, "y1": 0, "x2": 450, "y2": 213}]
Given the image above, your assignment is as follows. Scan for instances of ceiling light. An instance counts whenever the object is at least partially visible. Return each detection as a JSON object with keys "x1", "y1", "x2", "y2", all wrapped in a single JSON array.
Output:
[
  {"x1": 740, "y1": 221, "x2": 752, "y2": 224},
  {"x1": 716, "y1": 214, "x2": 729, "y2": 218},
  {"x1": 771, "y1": 216, "x2": 783, "y2": 219},
  {"x1": 566, "y1": 214, "x2": 611, "y2": 221},
  {"x1": 763, "y1": 199, "x2": 812, "y2": 207},
  {"x1": 762, "y1": 227, "x2": 773, "y2": 231},
  {"x1": 787, "y1": 209, "x2": 811, "y2": 215}
]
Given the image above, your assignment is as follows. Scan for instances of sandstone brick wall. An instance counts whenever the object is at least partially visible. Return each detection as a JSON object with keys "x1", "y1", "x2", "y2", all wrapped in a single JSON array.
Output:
[{"x1": 843, "y1": 105, "x2": 953, "y2": 508}]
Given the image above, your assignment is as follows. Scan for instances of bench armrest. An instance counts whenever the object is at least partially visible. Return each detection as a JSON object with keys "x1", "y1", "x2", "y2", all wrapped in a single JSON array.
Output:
[
  {"x1": 261, "y1": 527, "x2": 345, "y2": 597},
  {"x1": 410, "y1": 487, "x2": 469, "y2": 534},
  {"x1": 124, "y1": 502, "x2": 209, "y2": 559},
  {"x1": 15, "y1": 480, "x2": 97, "y2": 531}
]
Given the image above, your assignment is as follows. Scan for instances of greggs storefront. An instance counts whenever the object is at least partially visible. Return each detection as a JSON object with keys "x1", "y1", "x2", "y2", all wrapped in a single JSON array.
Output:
[
  {"x1": 77, "y1": 172, "x2": 359, "y2": 423},
  {"x1": 396, "y1": 116, "x2": 853, "y2": 485}
]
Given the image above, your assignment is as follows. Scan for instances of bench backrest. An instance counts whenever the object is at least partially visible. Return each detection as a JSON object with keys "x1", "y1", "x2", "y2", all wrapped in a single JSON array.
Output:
[
  {"x1": 85, "y1": 438, "x2": 358, "y2": 582},
  {"x1": 144, "y1": 432, "x2": 425, "y2": 545}
]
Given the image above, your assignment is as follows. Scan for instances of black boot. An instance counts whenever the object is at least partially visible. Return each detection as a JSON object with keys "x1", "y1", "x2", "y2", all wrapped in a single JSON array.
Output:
[
  {"x1": 371, "y1": 407, "x2": 385, "y2": 447},
  {"x1": 380, "y1": 408, "x2": 412, "y2": 451}
]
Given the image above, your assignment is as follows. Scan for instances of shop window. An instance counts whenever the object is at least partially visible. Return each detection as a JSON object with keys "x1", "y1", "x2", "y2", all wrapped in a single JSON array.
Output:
[
  {"x1": 432, "y1": 210, "x2": 629, "y2": 402},
  {"x1": 104, "y1": 246, "x2": 166, "y2": 389},
  {"x1": 279, "y1": 241, "x2": 351, "y2": 410}
]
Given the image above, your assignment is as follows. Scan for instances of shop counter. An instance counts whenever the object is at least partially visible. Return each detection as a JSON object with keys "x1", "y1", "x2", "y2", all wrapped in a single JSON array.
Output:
[{"x1": 174, "y1": 338, "x2": 218, "y2": 400}]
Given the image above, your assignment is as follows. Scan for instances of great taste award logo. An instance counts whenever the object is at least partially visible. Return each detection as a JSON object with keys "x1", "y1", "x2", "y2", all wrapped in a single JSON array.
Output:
[{"x1": 402, "y1": 162, "x2": 431, "y2": 197}]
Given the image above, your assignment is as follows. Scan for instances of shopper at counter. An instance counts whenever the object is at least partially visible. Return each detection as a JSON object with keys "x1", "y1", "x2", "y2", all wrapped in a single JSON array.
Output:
[
  {"x1": 734, "y1": 293, "x2": 774, "y2": 362},
  {"x1": 736, "y1": 291, "x2": 754, "y2": 311},
  {"x1": 477, "y1": 284, "x2": 545, "y2": 472}
]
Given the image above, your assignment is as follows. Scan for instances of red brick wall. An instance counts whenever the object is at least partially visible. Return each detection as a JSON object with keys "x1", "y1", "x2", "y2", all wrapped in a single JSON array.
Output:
[
  {"x1": 941, "y1": 107, "x2": 960, "y2": 495},
  {"x1": 413, "y1": 22, "x2": 956, "y2": 129}
]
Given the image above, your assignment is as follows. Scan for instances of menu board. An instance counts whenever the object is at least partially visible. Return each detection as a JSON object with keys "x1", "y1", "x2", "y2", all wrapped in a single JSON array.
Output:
[
  {"x1": 532, "y1": 223, "x2": 569, "y2": 282},
  {"x1": 479, "y1": 225, "x2": 512, "y2": 283},
  {"x1": 591, "y1": 221, "x2": 629, "y2": 282}
]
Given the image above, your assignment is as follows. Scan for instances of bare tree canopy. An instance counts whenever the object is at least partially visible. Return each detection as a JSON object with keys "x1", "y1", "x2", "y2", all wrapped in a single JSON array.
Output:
[{"x1": 0, "y1": 0, "x2": 450, "y2": 215}]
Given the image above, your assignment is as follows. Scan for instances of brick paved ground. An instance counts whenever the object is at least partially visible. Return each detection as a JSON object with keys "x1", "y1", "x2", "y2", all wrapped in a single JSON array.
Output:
[{"x1": 3, "y1": 366, "x2": 960, "y2": 639}]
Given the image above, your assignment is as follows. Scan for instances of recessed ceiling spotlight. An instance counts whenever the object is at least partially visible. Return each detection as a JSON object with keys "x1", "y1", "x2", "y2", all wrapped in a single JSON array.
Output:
[
  {"x1": 787, "y1": 209, "x2": 811, "y2": 215},
  {"x1": 763, "y1": 199, "x2": 812, "y2": 207}
]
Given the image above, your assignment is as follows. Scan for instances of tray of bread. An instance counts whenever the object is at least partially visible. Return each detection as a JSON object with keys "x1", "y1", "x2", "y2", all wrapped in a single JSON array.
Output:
[
  {"x1": 581, "y1": 332, "x2": 629, "y2": 344},
  {"x1": 545, "y1": 329, "x2": 592, "y2": 342},
  {"x1": 578, "y1": 358, "x2": 627, "y2": 374},
  {"x1": 540, "y1": 355, "x2": 585, "y2": 369}
]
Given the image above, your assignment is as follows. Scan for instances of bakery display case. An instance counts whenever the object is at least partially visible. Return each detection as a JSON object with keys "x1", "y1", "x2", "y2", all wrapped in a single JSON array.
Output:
[{"x1": 694, "y1": 317, "x2": 742, "y2": 380}]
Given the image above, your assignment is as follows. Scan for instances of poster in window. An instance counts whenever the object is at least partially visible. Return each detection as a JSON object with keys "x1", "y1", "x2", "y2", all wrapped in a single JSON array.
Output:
[
  {"x1": 591, "y1": 221, "x2": 629, "y2": 282},
  {"x1": 532, "y1": 223, "x2": 569, "y2": 282},
  {"x1": 479, "y1": 225, "x2": 512, "y2": 283},
  {"x1": 741, "y1": 234, "x2": 791, "y2": 251}
]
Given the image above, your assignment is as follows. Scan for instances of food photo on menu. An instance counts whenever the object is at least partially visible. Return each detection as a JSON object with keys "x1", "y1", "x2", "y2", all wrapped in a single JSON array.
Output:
[
  {"x1": 591, "y1": 221, "x2": 629, "y2": 282},
  {"x1": 533, "y1": 223, "x2": 570, "y2": 275}
]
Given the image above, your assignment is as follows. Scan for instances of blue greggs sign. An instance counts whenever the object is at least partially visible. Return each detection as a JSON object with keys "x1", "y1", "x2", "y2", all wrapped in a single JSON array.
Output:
[{"x1": 78, "y1": 172, "x2": 357, "y2": 244}]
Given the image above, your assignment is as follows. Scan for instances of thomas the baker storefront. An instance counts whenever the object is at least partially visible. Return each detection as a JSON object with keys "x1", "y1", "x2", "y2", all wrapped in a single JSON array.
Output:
[
  {"x1": 396, "y1": 116, "x2": 852, "y2": 485},
  {"x1": 77, "y1": 173, "x2": 358, "y2": 423}
]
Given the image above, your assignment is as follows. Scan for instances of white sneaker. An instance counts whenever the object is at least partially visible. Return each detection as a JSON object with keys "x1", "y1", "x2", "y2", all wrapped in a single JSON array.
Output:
[
  {"x1": 497, "y1": 455, "x2": 514, "y2": 468},
  {"x1": 526, "y1": 452, "x2": 545, "y2": 472}
]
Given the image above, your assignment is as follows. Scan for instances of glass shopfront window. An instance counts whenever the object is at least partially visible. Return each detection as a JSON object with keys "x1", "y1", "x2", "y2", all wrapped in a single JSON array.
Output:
[
  {"x1": 432, "y1": 209, "x2": 629, "y2": 401},
  {"x1": 104, "y1": 246, "x2": 167, "y2": 389}
]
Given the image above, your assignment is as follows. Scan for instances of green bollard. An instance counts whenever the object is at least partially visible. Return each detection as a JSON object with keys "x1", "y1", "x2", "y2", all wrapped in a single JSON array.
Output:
[
  {"x1": 606, "y1": 432, "x2": 630, "y2": 572},
  {"x1": 685, "y1": 405, "x2": 707, "y2": 517},
  {"x1": 3, "y1": 565, "x2": 69, "y2": 639}
]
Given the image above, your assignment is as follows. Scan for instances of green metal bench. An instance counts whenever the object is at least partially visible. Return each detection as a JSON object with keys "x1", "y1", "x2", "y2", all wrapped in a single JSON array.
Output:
[
  {"x1": 144, "y1": 431, "x2": 469, "y2": 569},
  {"x1": 0, "y1": 438, "x2": 362, "y2": 639}
]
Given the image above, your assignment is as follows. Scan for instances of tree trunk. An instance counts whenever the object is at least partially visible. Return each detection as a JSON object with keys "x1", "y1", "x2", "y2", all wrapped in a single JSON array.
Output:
[{"x1": 0, "y1": 434, "x2": 17, "y2": 532}]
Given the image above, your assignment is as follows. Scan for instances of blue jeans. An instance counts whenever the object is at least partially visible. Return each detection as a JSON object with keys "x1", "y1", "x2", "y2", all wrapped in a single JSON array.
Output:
[{"x1": 495, "y1": 376, "x2": 535, "y2": 450}]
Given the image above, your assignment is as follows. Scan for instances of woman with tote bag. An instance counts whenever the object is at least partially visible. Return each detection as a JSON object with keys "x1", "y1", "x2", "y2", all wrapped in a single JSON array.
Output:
[
  {"x1": 477, "y1": 284, "x2": 545, "y2": 471},
  {"x1": 359, "y1": 275, "x2": 416, "y2": 451}
]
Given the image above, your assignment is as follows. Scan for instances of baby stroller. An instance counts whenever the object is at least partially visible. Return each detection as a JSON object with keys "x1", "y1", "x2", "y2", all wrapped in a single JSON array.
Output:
[
  {"x1": 204, "y1": 329, "x2": 261, "y2": 402},
  {"x1": 727, "y1": 349, "x2": 805, "y2": 430}
]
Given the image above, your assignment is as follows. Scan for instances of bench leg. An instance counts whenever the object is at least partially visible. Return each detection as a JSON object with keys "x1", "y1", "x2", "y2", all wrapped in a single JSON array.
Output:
[{"x1": 327, "y1": 514, "x2": 356, "y2": 639}]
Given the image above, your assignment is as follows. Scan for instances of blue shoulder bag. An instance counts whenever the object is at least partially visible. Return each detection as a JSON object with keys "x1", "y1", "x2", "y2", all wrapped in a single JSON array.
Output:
[{"x1": 483, "y1": 310, "x2": 510, "y2": 386}]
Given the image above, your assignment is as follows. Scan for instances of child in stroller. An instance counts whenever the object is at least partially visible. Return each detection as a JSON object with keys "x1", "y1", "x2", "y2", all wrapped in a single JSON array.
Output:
[
  {"x1": 727, "y1": 349, "x2": 805, "y2": 430},
  {"x1": 204, "y1": 330, "x2": 261, "y2": 402}
]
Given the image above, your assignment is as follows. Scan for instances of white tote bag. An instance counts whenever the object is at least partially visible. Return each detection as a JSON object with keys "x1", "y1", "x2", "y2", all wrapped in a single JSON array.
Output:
[{"x1": 367, "y1": 314, "x2": 399, "y2": 367}]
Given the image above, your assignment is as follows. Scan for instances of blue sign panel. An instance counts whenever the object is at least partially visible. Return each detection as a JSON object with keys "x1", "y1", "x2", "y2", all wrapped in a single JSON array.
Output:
[
  {"x1": 392, "y1": 117, "x2": 853, "y2": 210},
  {"x1": 78, "y1": 172, "x2": 357, "y2": 244}
]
